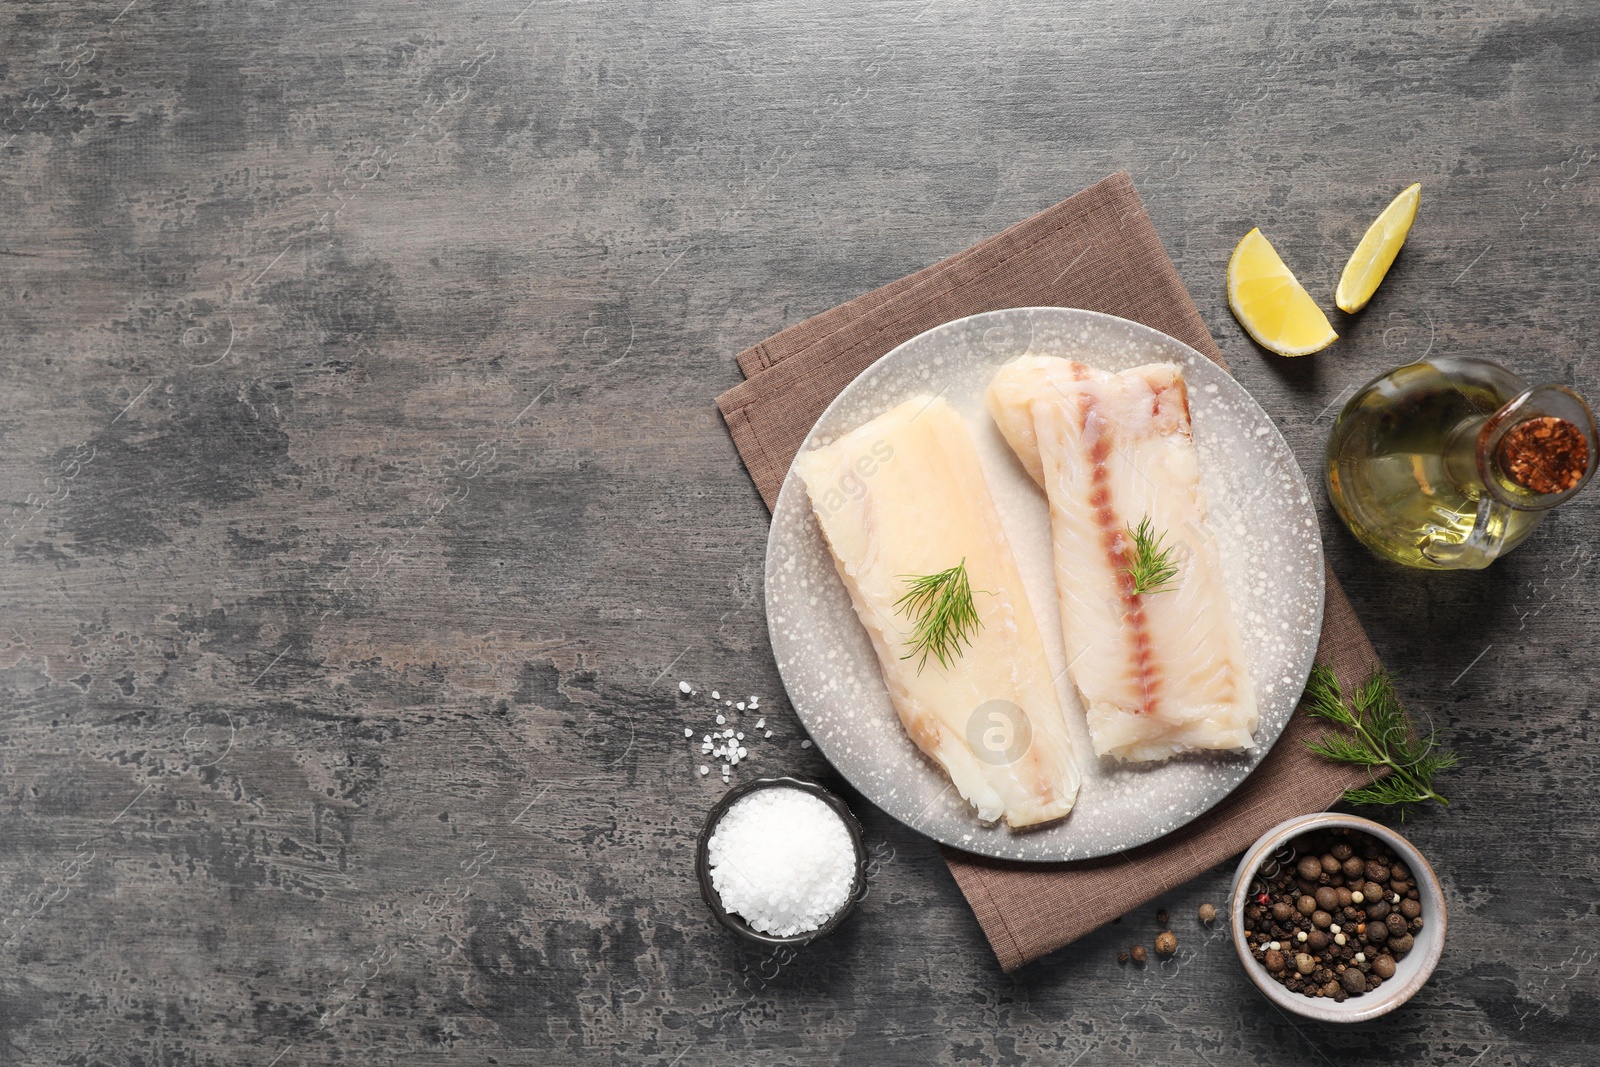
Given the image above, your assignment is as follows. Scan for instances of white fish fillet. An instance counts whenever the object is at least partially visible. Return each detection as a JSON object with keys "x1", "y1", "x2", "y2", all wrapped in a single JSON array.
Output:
[
  {"x1": 795, "y1": 396, "x2": 1081, "y2": 827},
  {"x1": 987, "y1": 358, "x2": 1258, "y2": 762}
]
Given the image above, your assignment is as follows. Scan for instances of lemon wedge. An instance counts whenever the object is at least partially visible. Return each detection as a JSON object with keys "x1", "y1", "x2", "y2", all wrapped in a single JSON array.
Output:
[
  {"x1": 1335, "y1": 183, "x2": 1420, "y2": 313},
  {"x1": 1227, "y1": 228, "x2": 1338, "y2": 357}
]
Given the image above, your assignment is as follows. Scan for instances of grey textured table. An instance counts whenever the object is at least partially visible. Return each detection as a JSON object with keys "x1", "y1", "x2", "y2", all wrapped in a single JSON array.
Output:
[{"x1": 2, "y1": 2, "x2": 1596, "y2": 1064}]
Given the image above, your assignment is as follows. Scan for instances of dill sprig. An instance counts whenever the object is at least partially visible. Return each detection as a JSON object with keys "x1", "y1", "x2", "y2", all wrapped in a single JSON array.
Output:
[
  {"x1": 1302, "y1": 664, "x2": 1460, "y2": 811},
  {"x1": 1122, "y1": 515, "x2": 1182, "y2": 596},
  {"x1": 894, "y1": 559, "x2": 984, "y2": 673}
]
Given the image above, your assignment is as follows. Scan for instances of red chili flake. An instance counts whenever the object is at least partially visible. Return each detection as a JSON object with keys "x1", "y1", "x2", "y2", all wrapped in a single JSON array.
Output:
[
  {"x1": 1498, "y1": 416, "x2": 1590, "y2": 495},
  {"x1": 1257, "y1": 892, "x2": 1272, "y2": 906}
]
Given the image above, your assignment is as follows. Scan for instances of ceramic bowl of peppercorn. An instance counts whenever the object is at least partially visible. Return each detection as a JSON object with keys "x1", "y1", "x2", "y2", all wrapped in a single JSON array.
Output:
[{"x1": 1230, "y1": 813, "x2": 1447, "y2": 1022}]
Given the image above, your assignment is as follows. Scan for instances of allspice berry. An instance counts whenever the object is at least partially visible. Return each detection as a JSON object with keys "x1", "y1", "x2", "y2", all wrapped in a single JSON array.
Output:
[
  {"x1": 1198, "y1": 903, "x2": 1217, "y2": 924},
  {"x1": 1155, "y1": 931, "x2": 1178, "y2": 957},
  {"x1": 1130, "y1": 944, "x2": 1147, "y2": 964},
  {"x1": 1244, "y1": 828, "x2": 1423, "y2": 1005}
]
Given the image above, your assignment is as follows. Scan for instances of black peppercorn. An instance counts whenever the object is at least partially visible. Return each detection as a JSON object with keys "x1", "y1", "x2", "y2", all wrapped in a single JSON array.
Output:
[{"x1": 1246, "y1": 829, "x2": 1424, "y2": 1004}]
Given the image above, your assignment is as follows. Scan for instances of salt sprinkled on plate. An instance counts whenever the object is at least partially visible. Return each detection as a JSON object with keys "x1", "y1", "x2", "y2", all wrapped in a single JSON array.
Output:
[{"x1": 708, "y1": 788, "x2": 856, "y2": 936}]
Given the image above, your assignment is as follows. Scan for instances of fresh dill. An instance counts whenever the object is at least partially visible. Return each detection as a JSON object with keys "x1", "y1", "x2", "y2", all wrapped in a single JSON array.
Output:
[
  {"x1": 894, "y1": 559, "x2": 984, "y2": 673},
  {"x1": 1302, "y1": 664, "x2": 1459, "y2": 811},
  {"x1": 1122, "y1": 515, "x2": 1182, "y2": 596}
]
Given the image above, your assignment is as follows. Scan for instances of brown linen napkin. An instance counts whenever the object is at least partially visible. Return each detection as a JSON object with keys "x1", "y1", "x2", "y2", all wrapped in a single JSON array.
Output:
[{"x1": 715, "y1": 171, "x2": 1377, "y2": 971}]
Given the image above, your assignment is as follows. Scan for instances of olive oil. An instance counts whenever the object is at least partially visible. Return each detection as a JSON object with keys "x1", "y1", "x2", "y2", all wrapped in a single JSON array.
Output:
[{"x1": 1326, "y1": 358, "x2": 1543, "y2": 569}]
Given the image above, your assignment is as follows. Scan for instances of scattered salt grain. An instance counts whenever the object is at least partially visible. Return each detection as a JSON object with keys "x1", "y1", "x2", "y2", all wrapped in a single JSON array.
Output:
[
  {"x1": 711, "y1": 691, "x2": 720, "y2": 700},
  {"x1": 735, "y1": 732, "x2": 744, "y2": 741},
  {"x1": 737, "y1": 747, "x2": 747, "y2": 758},
  {"x1": 736, "y1": 702, "x2": 746, "y2": 711},
  {"x1": 684, "y1": 728, "x2": 693, "y2": 738},
  {"x1": 764, "y1": 731, "x2": 772, "y2": 738},
  {"x1": 708, "y1": 787, "x2": 855, "y2": 936},
  {"x1": 716, "y1": 714, "x2": 726, "y2": 725},
  {"x1": 755, "y1": 718, "x2": 765, "y2": 729},
  {"x1": 801, "y1": 740, "x2": 812, "y2": 749},
  {"x1": 699, "y1": 766, "x2": 709, "y2": 776},
  {"x1": 679, "y1": 681, "x2": 692, "y2": 694}
]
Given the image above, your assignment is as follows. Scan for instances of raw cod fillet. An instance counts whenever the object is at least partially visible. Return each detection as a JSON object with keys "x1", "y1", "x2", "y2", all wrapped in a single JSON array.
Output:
[
  {"x1": 795, "y1": 396, "x2": 1081, "y2": 827},
  {"x1": 987, "y1": 357, "x2": 1258, "y2": 762}
]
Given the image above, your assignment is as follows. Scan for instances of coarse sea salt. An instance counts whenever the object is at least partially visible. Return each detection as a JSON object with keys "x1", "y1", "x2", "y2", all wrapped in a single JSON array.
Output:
[{"x1": 708, "y1": 788, "x2": 855, "y2": 937}]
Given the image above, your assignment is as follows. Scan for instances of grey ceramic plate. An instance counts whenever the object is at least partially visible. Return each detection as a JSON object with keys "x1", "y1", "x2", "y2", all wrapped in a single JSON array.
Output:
[{"x1": 765, "y1": 308, "x2": 1325, "y2": 862}]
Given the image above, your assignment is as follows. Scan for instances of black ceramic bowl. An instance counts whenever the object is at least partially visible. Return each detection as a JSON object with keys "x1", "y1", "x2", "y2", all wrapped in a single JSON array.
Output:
[{"x1": 695, "y1": 776, "x2": 869, "y2": 946}]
